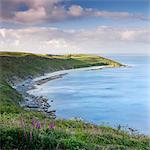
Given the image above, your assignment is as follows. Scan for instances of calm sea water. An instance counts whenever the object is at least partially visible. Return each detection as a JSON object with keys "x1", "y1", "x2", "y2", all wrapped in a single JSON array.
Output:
[{"x1": 30, "y1": 55, "x2": 150, "y2": 134}]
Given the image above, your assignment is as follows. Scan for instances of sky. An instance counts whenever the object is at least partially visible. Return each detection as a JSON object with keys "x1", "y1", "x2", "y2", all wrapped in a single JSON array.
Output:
[{"x1": 0, "y1": 0, "x2": 150, "y2": 54}]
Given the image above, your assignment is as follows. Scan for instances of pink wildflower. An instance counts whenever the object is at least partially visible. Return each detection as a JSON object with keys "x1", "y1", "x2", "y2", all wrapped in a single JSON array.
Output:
[
  {"x1": 31, "y1": 118, "x2": 36, "y2": 127},
  {"x1": 24, "y1": 131, "x2": 27, "y2": 140},
  {"x1": 49, "y1": 121, "x2": 55, "y2": 129},
  {"x1": 36, "y1": 121, "x2": 41, "y2": 129}
]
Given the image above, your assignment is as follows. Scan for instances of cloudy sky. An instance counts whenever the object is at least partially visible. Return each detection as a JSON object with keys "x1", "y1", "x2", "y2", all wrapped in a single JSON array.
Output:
[{"x1": 0, "y1": 0, "x2": 150, "y2": 54}]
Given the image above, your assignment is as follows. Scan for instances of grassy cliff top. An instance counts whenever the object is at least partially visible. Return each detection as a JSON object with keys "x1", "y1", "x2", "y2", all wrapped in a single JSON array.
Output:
[{"x1": 0, "y1": 52, "x2": 122, "y2": 82}]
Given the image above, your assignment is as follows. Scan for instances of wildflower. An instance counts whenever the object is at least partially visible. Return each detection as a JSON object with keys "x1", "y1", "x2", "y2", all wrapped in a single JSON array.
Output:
[
  {"x1": 32, "y1": 118, "x2": 36, "y2": 128},
  {"x1": 30, "y1": 130, "x2": 32, "y2": 141},
  {"x1": 49, "y1": 121, "x2": 55, "y2": 129},
  {"x1": 36, "y1": 121, "x2": 41, "y2": 129},
  {"x1": 24, "y1": 131, "x2": 27, "y2": 140}
]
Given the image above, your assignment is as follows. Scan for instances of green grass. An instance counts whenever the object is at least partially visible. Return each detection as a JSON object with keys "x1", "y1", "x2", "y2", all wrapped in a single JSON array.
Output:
[
  {"x1": 1, "y1": 114, "x2": 149, "y2": 150},
  {"x1": 0, "y1": 51, "x2": 149, "y2": 149},
  {"x1": 0, "y1": 52, "x2": 122, "y2": 83},
  {"x1": 0, "y1": 79, "x2": 22, "y2": 114}
]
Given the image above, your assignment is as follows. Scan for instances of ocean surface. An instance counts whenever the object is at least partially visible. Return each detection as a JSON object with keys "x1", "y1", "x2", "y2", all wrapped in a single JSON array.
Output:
[{"x1": 29, "y1": 55, "x2": 150, "y2": 134}]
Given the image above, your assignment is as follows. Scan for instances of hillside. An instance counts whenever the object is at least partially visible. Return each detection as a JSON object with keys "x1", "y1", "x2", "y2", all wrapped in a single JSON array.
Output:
[
  {"x1": 0, "y1": 52, "x2": 122, "y2": 83},
  {"x1": 0, "y1": 52, "x2": 149, "y2": 150},
  {"x1": 0, "y1": 52, "x2": 122, "y2": 110}
]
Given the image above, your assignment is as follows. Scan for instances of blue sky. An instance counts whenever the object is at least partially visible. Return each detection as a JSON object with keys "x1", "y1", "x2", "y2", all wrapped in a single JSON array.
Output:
[
  {"x1": 1, "y1": 0, "x2": 149, "y2": 28},
  {"x1": 71, "y1": 0, "x2": 149, "y2": 13},
  {"x1": 0, "y1": 0, "x2": 149, "y2": 54},
  {"x1": 53, "y1": 0, "x2": 149, "y2": 29}
]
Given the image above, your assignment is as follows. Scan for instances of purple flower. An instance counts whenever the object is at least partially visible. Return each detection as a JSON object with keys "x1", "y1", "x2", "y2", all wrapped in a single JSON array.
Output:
[
  {"x1": 30, "y1": 130, "x2": 32, "y2": 141},
  {"x1": 36, "y1": 121, "x2": 41, "y2": 129},
  {"x1": 49, "y1": 122, "x2": 55, "y2": 129},
  {"x1": 24, "y1": 131, "x2": 27, "y2": 140},
  {"x1": 32, "y1": 118, "x2": 36, "y2": 127}
]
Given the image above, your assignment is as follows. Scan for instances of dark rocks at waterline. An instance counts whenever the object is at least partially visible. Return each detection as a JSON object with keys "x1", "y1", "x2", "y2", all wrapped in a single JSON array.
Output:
[
  {"x1": 20, "y1": 101, "x2": 39, "y2": 108},
  {"x1": 20, "y1": 94, "x2": 56, "y2": 118},
  {"x1": 35, "y1": 73, "x2": 68, "y2": 85},
  {"x1": 47, "y1": 109, "x2": 56, "y2": 113},
  {"x1": 23, "y1": 97, "x2": 50, "y2": 109},
  {"x1": 35, "y1": 97, "x2": 50, "y2": 108},
  {"x1": 23, "y1": 106, "x2": 56, "y2": 119},
  {"x1": 14, "y1": 78, "x2": 56, "y2": 118},
  {"x1": 46, "y1": 110, "x2": 56, "y2": 119}
]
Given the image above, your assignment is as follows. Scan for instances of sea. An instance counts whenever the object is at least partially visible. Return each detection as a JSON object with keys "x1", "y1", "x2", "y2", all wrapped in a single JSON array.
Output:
[{"x1": 29, "y1": 54, "x2": 150, "y2": 134}]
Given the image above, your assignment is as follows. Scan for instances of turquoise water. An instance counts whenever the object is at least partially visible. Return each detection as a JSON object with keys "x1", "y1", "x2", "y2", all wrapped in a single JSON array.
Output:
[{"x1": 30, "y1": 55, "x2": 150, "y2": 134}]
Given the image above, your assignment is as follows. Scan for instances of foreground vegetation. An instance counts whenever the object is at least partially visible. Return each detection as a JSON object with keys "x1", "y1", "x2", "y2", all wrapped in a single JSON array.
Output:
[
  {"x1": 0, "y1": 52, "x2": 149, "y2": 149},
  {"x1": 1, "y1": 113, "x2": 149, "y2": 150}
]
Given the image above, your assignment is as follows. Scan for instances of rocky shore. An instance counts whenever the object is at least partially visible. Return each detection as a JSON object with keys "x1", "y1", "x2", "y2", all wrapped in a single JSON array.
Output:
[
  {"x1": 13, "y1": 65, "x2": 119, "y2": 118},
  {"x1": 35, "y1": 73, "x2": 68, "y2": 85},
  {"x1": 14, "y1": 73, "x2": 67, "y2": 118}
]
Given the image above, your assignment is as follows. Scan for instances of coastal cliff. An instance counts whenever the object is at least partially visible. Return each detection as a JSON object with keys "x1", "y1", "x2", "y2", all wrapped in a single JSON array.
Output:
[{"x1": 0, "y1": 52, "x2": 149, "y2": 150}]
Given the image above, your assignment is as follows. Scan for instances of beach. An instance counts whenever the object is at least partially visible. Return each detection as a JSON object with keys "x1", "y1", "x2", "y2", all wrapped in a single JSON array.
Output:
[{"x1": 14, "y1": 65, "x2": 112, "y2": 117}]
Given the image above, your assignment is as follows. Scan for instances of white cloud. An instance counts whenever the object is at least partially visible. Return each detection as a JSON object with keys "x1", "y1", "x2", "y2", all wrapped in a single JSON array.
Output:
[
  {"x1": 0, "y1": 29, "x2": 6, "y2": 38},
  {"x1": 94, "y1": 11, "x2": 146, "y2": 20},
  {"x1": 69, "y1": 5, "x2": 84, "y2": 17},
  {"x1": 15, "y1": 7, "x2": 47, "y2": 23},
  {"x1": 0, "y1": 0, "x2": 148, "y2": 24},
  {"x1": 43, "y1": 39, "x2": 78, "y2": 50},
  {"x1": 0, "y1": 26, "x2": 149, "y2": 54}
]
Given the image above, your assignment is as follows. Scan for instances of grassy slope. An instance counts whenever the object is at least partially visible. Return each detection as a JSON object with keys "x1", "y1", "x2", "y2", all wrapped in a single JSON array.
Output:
[
  {"x1": 0, "y1": 52, "x2": 122, "y2": 111},
  {"x1": 0, "y1": 52, "x2": 121, "y2": 105},
  {"x1": 0, "y1": 52, "x2": 122, "y2": 82},
  {"x1": 0, "y1": 52, "x2": 149, "y2": 149}
]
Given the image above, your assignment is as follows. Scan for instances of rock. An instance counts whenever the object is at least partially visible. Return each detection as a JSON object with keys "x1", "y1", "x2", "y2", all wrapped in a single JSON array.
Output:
[
  {"x1": 37, "y1": 108, "x2": 44, "y2": 112},
  {"x1": 43, "y1": 98, "x2": 48, "y2": 103},
  {"x1": 24, "y1": 98, "x2": 29, "y2": 101},
  {"x1": 14, "y1": 77, "x2": 56, "y2": 117},
  {"x1": 44, "y1": 102, "x2": 50, "y2": 107},
  {"x1": 47, "y1": 109, "x2": 56, "y2": 114},
  {"x1": 24, "y1": 108, "x2": 31, "y2": 111},
  {"x1": 44, "y1": 108, "x2": 48, "y2": 112},
  {"x1": 24, "y1": 101, "x2": 39, "y2": 108}
]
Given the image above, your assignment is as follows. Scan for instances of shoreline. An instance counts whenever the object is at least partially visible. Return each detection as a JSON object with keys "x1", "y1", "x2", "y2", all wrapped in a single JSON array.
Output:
[{"x1": 14, "y1": 65, "x2": 117, "y2": 117}]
